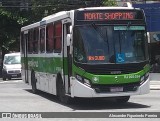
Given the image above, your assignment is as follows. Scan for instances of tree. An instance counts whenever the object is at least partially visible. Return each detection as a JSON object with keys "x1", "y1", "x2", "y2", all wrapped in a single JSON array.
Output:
[
  {"x1": 0, "y1": 0, "x2": 116, "y2": 56},
  {"x1": 30, "y1": 0, "x2": 116, "y2": 21},
  {"x1": 102, "y1": 0, "x2": 117, "y2": 6},
  {"x1": 0, "y1": 8, "x2": 27, "y2": 60}
]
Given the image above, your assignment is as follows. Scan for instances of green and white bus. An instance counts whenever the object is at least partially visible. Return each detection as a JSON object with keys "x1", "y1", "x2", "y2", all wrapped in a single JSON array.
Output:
[{"x1": 21, "y1": 6, "x2": 150, "y2": 103}]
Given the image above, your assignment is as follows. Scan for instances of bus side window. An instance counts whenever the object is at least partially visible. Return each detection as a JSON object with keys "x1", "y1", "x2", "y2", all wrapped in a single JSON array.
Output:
[
  {"x1": 46, "y1": 23, "x2": 54, "y2": 53},
  {"x1": 33, "y1": 28, "x2": 39, "y2": 53},
  {"x1": 28, "y1": 29, "x2": 33, "y2": 53},
  {"x1": 54, "y1": 22, "x2": 62, "y2": 53},
  {"x1": 40, "y1": 27, "x2": 45, "y2": 53}
]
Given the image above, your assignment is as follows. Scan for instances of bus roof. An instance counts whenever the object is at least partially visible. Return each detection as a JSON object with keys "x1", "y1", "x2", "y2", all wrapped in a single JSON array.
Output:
[
  {"x1": 42, "y1": 11, "x2": 68, "y2": 21},
  {"x1": 76, "y1": 6, "x2": 136, "y2": 11},
  {"x1": 21, "y1": 6, "x2": 141, "y2": 32},
  {"x1": 21, "y1": 22, "x2": 40, "y2": 32},
  {"x1": 41, "y1": 6, "x2": 137, "y2": 21},
  {"x1": 21, "y1": 11, "x2": 69, "y2": 32}
]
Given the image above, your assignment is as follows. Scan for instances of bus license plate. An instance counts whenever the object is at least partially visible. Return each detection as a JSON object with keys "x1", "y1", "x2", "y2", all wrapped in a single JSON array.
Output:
[{"x1": 110, "y1": 87, "x2": 123, "y2": 92}]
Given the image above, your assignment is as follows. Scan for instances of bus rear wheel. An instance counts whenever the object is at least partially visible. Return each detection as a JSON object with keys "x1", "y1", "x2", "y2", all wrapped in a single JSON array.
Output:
[
  {"x1": 115, "y1": 96, "x2": 130, "y2": 103},
  {"x1": 57, "y1": 77, "x2": 71, "y2": 104},
  {"x1": 8, "y1": 77, "x2": 11, "y2": 80},
  {"x1": 2, "y1": 77, "x2": 6, "y2": 81},
  {"x1": 31, "y1": 72, "x2": 38, "y2": 94}
]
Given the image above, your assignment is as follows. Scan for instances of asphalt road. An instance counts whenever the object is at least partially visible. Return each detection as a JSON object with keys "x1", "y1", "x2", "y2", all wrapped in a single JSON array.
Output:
[{"x1": 0, "y1": 79, "x2": 160, "y2": 121}]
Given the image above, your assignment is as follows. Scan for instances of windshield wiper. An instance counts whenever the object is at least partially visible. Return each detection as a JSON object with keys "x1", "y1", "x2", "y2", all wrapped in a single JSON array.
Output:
[
  {"x1": 123, "y1": 22, "x2": 132, "y2": 41},
  {"x1": 126, "y1": 22, "x2": 131, "y2": 30},
  {"x1": 91, "y1": 23, "x2": 104, "y2": 37},
  {"x1": 91, "y1": 23, "x2": 110, "y2": 52}
]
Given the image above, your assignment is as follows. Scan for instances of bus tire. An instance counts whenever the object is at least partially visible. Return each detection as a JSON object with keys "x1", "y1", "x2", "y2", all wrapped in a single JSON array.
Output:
[
  {"x1": 57, "y1": 76, "x2": 71, "y2": 104},
  {"x1": 115, "y1": 96, "x2": 130, "y2": 103},
  {"x1": 8, "y1": 77, "x2": 11, "y2": 80},
  {"x1": 2, "y1": 77, "x2": 6, "y2": 81},
  {"x1": 31, "y1": 71, "x2": 38, "y2": 94}
]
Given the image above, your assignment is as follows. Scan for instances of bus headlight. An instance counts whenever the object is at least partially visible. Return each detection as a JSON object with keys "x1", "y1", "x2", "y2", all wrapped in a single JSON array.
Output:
[
  {"x1": 145, "y1": 72, "x2": 149, "y2": 79},
  {"x1": 140, "y1": 72, "x2": 149, "y2": 85},
  {"x1": 140, "y1": 76, "x2": 144, "y2": 82},
  {"x1": 76, "y1": 74, "x2": 91, "y2": 87},
  {"x1": 76, "y1": 74, "x2": 83, "y2": 82},
  {"x1": 84, "y1": 79, "x2": 91, "y2": 87}
]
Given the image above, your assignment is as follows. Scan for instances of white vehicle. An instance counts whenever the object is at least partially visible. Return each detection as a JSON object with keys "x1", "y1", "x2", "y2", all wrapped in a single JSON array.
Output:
[{"x1": 2, "y1": 52, "x2": 21, "y2": 80}]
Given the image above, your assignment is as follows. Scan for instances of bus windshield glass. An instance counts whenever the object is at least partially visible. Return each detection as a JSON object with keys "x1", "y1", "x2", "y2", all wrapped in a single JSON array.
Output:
[{"x1": 73, "y1": 25, "x2": 149, "y2": 64}]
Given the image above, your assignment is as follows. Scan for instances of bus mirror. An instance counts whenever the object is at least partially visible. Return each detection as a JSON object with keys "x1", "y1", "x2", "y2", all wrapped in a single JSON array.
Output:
[
  {"x1": 67, "y1": 34, "x2": 71, "y2": 46},
  {"x1": 147, "y1": 32, "x2": 150, "y2": 43}
]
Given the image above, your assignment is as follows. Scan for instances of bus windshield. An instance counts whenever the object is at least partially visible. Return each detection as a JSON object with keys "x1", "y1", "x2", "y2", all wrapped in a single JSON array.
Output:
[{"x1": 73, "y1": 25, "x2": 149, "y2": 64}]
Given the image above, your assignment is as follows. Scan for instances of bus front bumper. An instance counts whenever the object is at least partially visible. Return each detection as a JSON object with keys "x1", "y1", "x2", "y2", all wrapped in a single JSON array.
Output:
[{"x1": 70, "y1": 77, "x2": 150, "y2": 98}]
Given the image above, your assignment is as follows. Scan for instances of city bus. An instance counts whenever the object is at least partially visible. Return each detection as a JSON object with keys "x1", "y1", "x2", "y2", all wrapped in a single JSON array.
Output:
[{"x1": 20, "y1": 6, "x2": 150, "y2": 104}]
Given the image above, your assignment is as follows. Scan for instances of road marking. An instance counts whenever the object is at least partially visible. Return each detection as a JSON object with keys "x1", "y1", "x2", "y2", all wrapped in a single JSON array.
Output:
[{"x1": 0, "y1": 80, "x2": 23, "y2": 83}]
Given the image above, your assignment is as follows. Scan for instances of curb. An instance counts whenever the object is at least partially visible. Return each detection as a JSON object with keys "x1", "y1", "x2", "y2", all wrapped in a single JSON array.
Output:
[{"x1": 0, "y1": 80, "x2": 22, "y2": 83}]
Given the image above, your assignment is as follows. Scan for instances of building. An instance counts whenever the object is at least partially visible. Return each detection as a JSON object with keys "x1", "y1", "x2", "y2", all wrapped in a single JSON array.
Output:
[
  {"x1": 132, "y1": 2, "x2": 160, "y2": 70},
  {"x1": 116, "y1": 0, "x2": 160, "y2": 72}
]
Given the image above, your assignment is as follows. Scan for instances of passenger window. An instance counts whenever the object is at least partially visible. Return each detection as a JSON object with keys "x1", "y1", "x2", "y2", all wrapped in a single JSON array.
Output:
[
  {"x1": 46, "y1": 23, "x2": 54, "y2": 53},
  {"x1": 54, "y1": 22, "x2": 62, "y2": 53},
  {"x1": 28, "y1": 30, "x2": 33, "y2": 53},
  {"x1": 40, "y1": 27, "x2": 45, "y2": 53},
  {"x1": 33, "y1": 28, "x2": 39, "y2": 53}
]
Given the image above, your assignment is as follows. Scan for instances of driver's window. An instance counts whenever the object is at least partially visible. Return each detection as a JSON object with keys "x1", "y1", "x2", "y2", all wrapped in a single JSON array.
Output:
[{"x1": 73, "y1": 27, "x2": 86, "y2": 62}]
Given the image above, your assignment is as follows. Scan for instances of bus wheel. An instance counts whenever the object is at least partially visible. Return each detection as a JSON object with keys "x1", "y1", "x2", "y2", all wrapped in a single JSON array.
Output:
[
  {"x1": 57, "y1": 77, "x2": 71, "y2": 104},
  {"x1": 2, "y1": 77, "x2": 6, "y2": 81},
  {"x1": 31, "y1": 72, "x2": 38, "y2": 94},
  {"x1": 8, "y1": 77, "x2": 11, "y2": 80},
  {"x1": 115, "y1": 96, "x2": 130, "y2": 103}
]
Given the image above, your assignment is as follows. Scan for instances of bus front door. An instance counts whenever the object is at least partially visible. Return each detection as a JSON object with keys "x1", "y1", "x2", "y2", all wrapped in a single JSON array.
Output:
[{"x1": 62, "y1": 21, "x2": 72, "y2": 94}]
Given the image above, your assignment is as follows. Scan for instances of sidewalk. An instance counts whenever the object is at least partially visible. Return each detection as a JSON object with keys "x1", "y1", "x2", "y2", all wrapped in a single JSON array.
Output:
[{"x1": 150, "y1": 73, "x2": 160, "y2": 90}]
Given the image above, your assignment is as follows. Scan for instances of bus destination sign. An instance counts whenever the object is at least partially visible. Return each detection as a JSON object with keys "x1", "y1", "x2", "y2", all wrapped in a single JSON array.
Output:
[{"x1": 76, "y1": 10, "x2": 143, "y2": 21}]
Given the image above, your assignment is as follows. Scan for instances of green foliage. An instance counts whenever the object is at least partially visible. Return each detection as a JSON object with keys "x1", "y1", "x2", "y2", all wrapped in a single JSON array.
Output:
[
  {"x1": 0, "y1": 0, "x2": 117, "y2": 53},
  {"x1": 0, "y1": 9, "x2": 28, "y2": 25},
  {"x1": 0, "y1": 8, "x2": 28, "y2": 52},
  {"x1": 30, "y1": 0, "x2": 117, "y2": 21},
  {"x1": 102, "y1": 0, "x2": 117, "y2": 6},
  {"x1": 30, "y1": 0, "x2": 86, "y2": 21}
]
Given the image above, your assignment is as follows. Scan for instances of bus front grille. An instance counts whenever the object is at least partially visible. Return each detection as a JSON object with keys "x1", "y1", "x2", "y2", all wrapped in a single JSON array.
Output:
[
  {"x1": 76, "y1": 61, "x2": 148, "y2": 75},
  {"x1": 92, "y1": 82, "x2": 140, "y2": 93}
]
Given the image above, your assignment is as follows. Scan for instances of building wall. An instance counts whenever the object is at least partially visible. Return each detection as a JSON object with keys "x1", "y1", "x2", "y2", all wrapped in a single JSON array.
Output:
[
  {"x1": 133, "y1": 3, "x2": 160, "y2": 70},
  {"x1": 133, "y1": 3, "x2": 160, "y2": 32}
]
